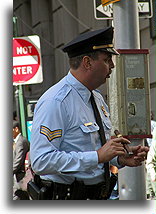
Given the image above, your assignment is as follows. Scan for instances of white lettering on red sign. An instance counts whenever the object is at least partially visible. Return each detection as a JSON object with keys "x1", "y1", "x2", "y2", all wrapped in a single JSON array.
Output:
[
  {"x1": 13, "y1": 66, "x2": 33, "y2": 75},
  {"x1": 13, "y1": 38, "x2": 40, "y2": 84},
  {"x1": 16, "y1": 46, "x2": 33, "y2": 55}
]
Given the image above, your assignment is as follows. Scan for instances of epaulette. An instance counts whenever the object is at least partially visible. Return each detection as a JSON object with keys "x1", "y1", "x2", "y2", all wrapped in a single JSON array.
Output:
[{"x1": 55, "y1": 84, "x2": 72, "y2": 102}]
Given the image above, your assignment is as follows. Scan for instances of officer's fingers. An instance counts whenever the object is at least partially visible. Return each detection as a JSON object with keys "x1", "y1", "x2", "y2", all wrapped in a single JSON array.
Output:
[
  {"x1": 131, "y1": 146, "x2": 149, "y2": 155},
  {"x1": 134, "y1": 160, "x2": 142, "y2": 166},
  {"x1": 117, "y1": 148, "x2": 127, "y2": 156},
  {"x1": 109, "y1": 142, "x2": 127, "y2": 155},
  {"x1": 134, "y1": 157, "x2": 145, "y2": 163},
  {"x1": 134, "y1": 151, "x2": 147, "y2": 161},
  {"x1": 131, "y1": 145, "x2": 149, "y2": 152},
  {"x1": 139, "y1": 146, "x2": 149, "y2": 153},
  {"x1": 109, "y1": 140, "x2": 125, "y2": 149},
  {"x1": 116, "y1": 150, "x2": 126, "y2": 156},
  {"x1": 131, "y1": 145, "x2": 141, "y2": 151},
  {"x1": 110, "y1": 145, "x2": 126, "y2": 158},
  {"x1": 97, "y1": 142, "x2": 126, "y2": 163},
  {"x1": 137, "y1": 151, "x2": 147, "y2": 157},
  {"x1": 113, "y1": 137, "x2": 131, "y2": 144}
]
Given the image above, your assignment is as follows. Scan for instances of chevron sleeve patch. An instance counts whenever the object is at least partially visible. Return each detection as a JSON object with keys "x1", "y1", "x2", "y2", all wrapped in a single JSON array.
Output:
[{"x1": 40, "y1": 125, "x2": 62, "y2": 142}]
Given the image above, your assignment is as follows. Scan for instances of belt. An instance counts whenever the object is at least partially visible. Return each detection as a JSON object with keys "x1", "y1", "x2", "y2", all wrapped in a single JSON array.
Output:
[{"x1": 40, "y1": 179, "x2": 107, "y2": 200}]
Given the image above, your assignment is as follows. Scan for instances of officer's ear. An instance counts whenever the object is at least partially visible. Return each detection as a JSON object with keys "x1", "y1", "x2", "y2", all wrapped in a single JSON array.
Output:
[{"x1": 82, "y1": 56, "x2": 92, "y2": 70}]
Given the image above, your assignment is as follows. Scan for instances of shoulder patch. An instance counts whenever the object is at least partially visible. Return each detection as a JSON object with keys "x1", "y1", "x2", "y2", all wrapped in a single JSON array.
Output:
[{"x1": 40, "y1": 125, "x2": 62, "y2": 142}]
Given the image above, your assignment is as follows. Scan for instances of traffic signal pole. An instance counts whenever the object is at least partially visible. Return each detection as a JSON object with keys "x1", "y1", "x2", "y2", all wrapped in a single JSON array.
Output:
[{"x1": 112, "y1": 0, "x2": 146, "y2": 200}]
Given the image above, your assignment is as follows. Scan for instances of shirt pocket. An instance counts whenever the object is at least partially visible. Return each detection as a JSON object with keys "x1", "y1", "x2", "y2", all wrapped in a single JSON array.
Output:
[
  {"x1": 102, "y1": 117, "x2": 112, "y2": 140},
  {"x1": 80, "y1": 122, "x2": 100, "y2": 147},
  {"x1": 80, "y1": 122, "x2": 99, "y2": 133},
  {"x1": 103, "y1": 117, "x2": 112, "y2": 129}
]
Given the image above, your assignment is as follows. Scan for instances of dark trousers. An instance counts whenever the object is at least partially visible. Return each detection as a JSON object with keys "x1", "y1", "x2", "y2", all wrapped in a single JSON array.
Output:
[{"x1": 41, "y1": 179, "x2": 107, "y2": 200}]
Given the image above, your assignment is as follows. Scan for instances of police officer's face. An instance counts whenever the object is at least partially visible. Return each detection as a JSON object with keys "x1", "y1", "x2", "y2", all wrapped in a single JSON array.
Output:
[{"x1": 90, "y1": 52, "x2": 115, "y2": 85}]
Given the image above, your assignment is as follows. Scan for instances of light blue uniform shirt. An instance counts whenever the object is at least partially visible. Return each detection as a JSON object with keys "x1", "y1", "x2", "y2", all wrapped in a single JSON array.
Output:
[{"x1": 30, "y1": 72, "x2": 121, "y2": 185}]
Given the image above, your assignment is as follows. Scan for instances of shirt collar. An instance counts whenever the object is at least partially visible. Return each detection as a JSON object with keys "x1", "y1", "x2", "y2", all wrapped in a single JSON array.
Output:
[
  {"x1": 66, "y1": 71, "x2": 91, "y2": 104},
  {"x1": 14, "y1": 133, "x2": 21, "y2": 144}
]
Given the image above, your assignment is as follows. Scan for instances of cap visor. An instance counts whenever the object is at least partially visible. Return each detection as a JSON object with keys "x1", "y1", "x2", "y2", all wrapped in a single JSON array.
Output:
[{"x1": 101, "y1": 48, "x2": 119, "y2": 55}]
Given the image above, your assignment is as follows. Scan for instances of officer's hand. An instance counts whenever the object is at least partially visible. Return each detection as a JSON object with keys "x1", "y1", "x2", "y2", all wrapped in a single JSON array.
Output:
[
  {"x1": 118, "y1": 145, "x2": 149, "y2": 167},
  {"x1": 97, "y1": 137, "x2": 130, "y2": 163}
]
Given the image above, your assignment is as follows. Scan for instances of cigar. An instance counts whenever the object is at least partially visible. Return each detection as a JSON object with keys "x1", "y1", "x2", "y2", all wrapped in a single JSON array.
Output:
[{"x1": 114, "y1": 130, "x2": 133, "y2": 156}]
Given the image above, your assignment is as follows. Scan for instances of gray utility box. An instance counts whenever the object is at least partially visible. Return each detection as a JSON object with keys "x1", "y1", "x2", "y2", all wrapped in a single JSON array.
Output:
[{"x1": 108, "y1": 49, "x2": 151, "y2": 138}]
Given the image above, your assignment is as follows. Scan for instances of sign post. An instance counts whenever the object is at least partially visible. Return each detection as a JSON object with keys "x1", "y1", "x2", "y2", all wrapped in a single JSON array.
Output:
[{"x1": 18, "y1": 85, "x2": 27, "y2": 137}]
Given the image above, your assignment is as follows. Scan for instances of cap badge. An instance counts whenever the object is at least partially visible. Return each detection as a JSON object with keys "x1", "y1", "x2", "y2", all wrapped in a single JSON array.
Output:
[{"x1": 93, "y1": 44, "x2": 113, "y2": 50}]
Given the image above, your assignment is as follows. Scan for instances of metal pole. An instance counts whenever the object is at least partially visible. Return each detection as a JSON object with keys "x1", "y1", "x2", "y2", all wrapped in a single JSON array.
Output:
[
  {"x1": 18, "y1": 85, "x2": 27, "y2": 137},
  {"x1": 14, "y1": 86, "x2": 20, "y2": 123},
  {"x1": 112, "y1": 0, "x2": 146, "y2": 200},
  {"x1": 113, "y1": 0, "x2": 140, "y2": 49},
  {"x1": 13, "y1": 17, "x2": 20, "y2": 123}
]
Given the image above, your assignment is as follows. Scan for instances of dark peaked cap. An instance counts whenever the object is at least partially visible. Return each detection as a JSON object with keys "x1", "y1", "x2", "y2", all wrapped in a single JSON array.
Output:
[{"x1": 62, "y1": 26, "x2": 119, "y2": 58}]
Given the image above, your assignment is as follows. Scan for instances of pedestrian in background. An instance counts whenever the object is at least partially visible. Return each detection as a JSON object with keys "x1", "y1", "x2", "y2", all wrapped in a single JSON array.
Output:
[
  {"x1": 30, "y1": 26, "x2": 149, "y2": 200},
  {"x1": 146, "y1": 111, "x2": 156, "y2": 147},
  {"x1": 13, "y1": 120, "x2": 30, "y2": 200},
  {"x1": 146, "y1": 126, "x2": 156, "y2": 199}
]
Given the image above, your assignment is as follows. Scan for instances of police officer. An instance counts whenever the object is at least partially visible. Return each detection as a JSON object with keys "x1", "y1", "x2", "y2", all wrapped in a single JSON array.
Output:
[{"x1": 30, "y1": 26, "x2": 149, "y2": 200}]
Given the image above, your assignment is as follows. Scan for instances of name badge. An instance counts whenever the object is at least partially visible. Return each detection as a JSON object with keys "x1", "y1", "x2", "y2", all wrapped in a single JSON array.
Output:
[{"x1": 84, "y1": 122, "x2": 93, "y2": 127}]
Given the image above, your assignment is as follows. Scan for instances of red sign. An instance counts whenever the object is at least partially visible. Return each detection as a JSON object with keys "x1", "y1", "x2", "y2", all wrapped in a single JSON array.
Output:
[{"x1": 13, "y1": 35, "x2": 43, "y2": 85}]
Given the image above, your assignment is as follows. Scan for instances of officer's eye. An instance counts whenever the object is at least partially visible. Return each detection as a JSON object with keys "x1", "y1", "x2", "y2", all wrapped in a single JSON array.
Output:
[{"x1": 104, "y1": 56, "x2": 112, "y2": 63}]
